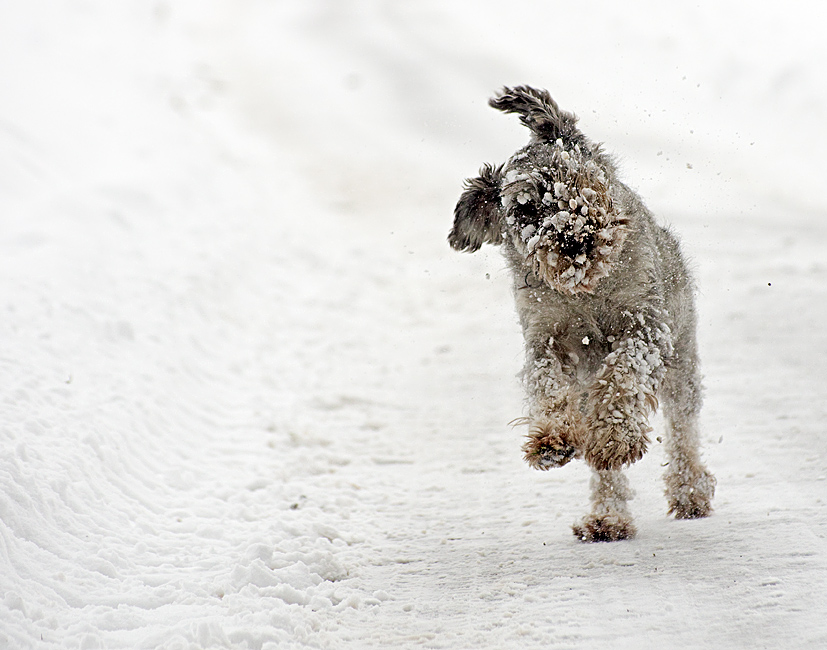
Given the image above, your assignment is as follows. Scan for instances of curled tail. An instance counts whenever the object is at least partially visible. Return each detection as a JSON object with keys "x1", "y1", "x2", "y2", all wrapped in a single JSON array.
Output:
[{"x1": 489, "y1": 86, "x2": 582, "y2": 144}]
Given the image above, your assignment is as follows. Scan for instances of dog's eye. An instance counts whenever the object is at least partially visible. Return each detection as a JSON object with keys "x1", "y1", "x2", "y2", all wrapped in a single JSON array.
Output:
[{"x1": 512, "y1": 200, "x2": 539, "y2": 224}]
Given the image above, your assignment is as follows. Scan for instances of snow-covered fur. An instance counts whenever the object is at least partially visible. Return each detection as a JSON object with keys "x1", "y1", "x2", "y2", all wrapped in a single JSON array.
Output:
[{"x1": 449, "y1": 86, "x2": 715, "y2": 542}]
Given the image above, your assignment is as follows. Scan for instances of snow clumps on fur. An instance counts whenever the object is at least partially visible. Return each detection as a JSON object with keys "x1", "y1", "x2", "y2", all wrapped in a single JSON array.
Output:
[{"x1": 500, "y1": 138, "x2": 629, "y2": 294}]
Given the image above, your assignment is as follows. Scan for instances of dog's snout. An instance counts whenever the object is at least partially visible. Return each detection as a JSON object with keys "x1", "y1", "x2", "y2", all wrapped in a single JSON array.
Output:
[{"x1": 557, "y1": 229, "x2": 596, "y2": 258}]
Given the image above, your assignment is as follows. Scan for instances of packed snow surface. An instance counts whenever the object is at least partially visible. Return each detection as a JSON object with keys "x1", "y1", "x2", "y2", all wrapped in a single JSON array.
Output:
[{"x1": 2, "y1": 1, "x2": 826, "y2": 648}]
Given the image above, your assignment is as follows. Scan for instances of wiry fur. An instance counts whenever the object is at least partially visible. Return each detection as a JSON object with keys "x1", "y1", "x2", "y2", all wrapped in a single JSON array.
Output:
[{"x1": 450, "y1": 86, "x2": 715, "y2": 541}]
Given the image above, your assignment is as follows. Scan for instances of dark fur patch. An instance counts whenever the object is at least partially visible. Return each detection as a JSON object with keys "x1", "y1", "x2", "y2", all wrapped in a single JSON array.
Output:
[
  {"x1": 489, "y1": 86, "x2": 582, "y2": 144},
  {"x1": 449, "y1": 163, "x2": 503, "y2": 252}
]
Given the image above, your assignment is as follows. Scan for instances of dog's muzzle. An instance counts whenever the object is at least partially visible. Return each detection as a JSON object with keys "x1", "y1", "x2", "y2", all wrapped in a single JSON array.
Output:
[{"x1": 502, "y1": 141, "x2": 629, "y2": 294}]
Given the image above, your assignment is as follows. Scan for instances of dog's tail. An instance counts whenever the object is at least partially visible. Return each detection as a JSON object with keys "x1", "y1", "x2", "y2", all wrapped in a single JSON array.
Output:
[{"x1": 489, "y1": 86, "x2": 581, "y2": 143}]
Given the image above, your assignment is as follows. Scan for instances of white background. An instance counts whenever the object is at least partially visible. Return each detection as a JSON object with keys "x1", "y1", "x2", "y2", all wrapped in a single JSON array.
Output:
[{"x1": 1, "y1": 1, "x2": 826, "y2": 647}]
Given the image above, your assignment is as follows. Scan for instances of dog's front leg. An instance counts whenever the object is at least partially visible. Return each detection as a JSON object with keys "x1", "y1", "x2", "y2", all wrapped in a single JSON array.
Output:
[
  {"x1": 521, "y1": 337, "x2": 583, "y2": 469},
  {"x1": 583, "y1": 314, "x2": 672, "y2": 471}
]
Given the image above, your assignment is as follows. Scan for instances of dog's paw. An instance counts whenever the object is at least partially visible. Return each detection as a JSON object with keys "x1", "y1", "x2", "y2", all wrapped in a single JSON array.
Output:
[
  {"x1": 523, "y1": 436, "x2": 577, "y2": 470},
  {"x1": 572, "y1": 512, "x2": 636, "y2": 542},
  {"x1": 521, "y1": 419, "x2": 580, "y2": 470},
  {"x1": 665, "y1": 468, "x2": 716, "y2": 519},
  {"x1": 583, "y1": 421, "x2": 650, "y2": 471}
]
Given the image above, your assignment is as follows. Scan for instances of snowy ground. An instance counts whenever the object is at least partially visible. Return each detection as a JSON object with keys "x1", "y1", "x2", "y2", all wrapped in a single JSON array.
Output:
[{"x1": 2, "y1": 1, "x2": 826, "y2": 648}]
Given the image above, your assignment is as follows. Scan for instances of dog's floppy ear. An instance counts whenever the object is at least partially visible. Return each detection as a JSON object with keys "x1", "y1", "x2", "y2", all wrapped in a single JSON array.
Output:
[
  {"x1": 449, "y1": 163, "x2": 503, "y2": 252},
  {"x1": 489, "y1": 86, "x2": 580, "y2": 142}
]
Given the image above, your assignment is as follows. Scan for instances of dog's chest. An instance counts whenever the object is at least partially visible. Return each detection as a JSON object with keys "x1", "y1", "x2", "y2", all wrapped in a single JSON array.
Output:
[{"x1": 516, "y1": 285, "x2": 613, "y2": 372}]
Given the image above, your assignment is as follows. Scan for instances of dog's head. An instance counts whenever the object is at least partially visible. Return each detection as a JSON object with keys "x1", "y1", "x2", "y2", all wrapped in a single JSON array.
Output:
[{"x1": 449, "y1": 86, "x2": 630, "y2": 294}]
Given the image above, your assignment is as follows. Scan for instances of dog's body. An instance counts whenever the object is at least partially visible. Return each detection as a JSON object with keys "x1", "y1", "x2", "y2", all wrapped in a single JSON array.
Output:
[{"x1": 449, "y1": 87, "x2": 715, "y2": 541}]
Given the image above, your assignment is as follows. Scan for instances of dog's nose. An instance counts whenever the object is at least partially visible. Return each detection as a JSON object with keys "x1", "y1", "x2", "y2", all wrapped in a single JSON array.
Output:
[{"x1": 557, "y1": 229, "x2": 595, "y2": 259}]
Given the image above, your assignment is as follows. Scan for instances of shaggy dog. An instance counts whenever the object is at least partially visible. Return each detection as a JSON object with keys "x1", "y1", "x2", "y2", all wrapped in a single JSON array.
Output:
[{"x1": 449, "y1": 86, "x2": 715, "y2": 541}]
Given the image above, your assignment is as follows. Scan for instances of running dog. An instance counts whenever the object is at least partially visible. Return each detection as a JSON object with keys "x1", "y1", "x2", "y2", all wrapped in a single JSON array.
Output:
[{"x1": 449, "y1": 86, "x2": 715, "y2": 541}]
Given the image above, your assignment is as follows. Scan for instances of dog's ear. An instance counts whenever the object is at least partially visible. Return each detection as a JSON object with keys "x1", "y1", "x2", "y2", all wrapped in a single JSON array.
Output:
[
  {"x1": 449, "y1": 163, "x2": 503, "y2": 252},
  {"x1": 489, "y1": 86, "x2": 580, "y2": 142}
]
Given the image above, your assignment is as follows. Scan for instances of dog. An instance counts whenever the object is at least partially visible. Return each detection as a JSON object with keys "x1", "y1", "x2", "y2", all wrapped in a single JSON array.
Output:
[{"x1": 449, "y1": 86, "x2": 715, "y2": 541}]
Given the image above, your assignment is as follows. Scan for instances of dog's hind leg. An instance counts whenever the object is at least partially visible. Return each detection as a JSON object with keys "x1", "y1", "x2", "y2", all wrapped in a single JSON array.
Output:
[
  {"x1": 572, "y1": 468, "x2": 636, "y2": 542},
  {"x1": 661, "y1": 355, "x2": 716, "y2": 519}
]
